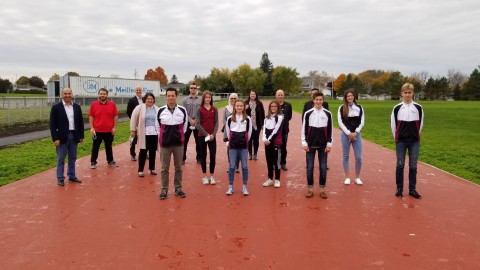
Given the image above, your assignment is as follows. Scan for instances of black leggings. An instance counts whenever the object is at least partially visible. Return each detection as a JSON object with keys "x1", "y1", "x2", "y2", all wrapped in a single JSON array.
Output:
[
  {"x1": 265, "y1": 144, "x2": 281, "y2": 180},
  {"x1": 198, "y1": 137, "x2": 217, "y2": 174},
  {"x1": 138, "y1": 135, "x2": 158, "y2": 172}
]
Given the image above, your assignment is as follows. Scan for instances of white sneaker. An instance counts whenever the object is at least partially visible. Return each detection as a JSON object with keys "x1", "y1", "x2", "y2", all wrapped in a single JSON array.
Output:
[
  {"x1": 344, "y1": 178, "x2": 351, "y2": 185},
  {"x1": 274, "y1": 180, "x2": 281, "y2": 188},
  {"x1": 202, "y1": 176, "x2": 210, "y2": 185},
  {"x1": 226, "y1": 185, "x2": 234, "y2": 195},
  {"x1": 242, "y1": 185, "x2": 249, "y2": 196},
  {"x1": 263, "y1": 179, "x2": 273, "y2": 187},
  {"x1": 354, "y1": 178, "x2": 363, "y2": 185},
  {"x1": 209, "y1": 176, "x2": 216, "y2": 185}
]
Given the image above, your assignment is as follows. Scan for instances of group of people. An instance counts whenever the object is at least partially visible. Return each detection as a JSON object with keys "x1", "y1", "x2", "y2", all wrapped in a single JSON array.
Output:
[{"x1": 49, "y1": 82, "x2": 424, "y2": 200}]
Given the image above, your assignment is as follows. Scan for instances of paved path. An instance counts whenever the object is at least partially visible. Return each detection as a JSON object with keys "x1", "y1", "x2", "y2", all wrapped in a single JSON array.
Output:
[{"x1": 1, "y1": 107, "x2": 479, "y2": 269}]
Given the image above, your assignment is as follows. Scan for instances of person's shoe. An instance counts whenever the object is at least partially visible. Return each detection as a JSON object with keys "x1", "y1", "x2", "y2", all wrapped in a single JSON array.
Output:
[
  {"x1": 274, "y1": 180, "x2": 281, "y2": 188},
  {"x1": 248, "y1": 154, "x2": 252, "y2": 160},
  {"x1": 263, "y1": 179, "x2": 273, "y2": 187},
  {"x1": 226, "y1": 185, "x2": 234, "y2": 196},
  {"x1": 409, "y1": 190, "x2": 422, "y2": 199},
  {"x1": 131, "y1": 156, "x2": 137, "y2": 161},
  {"x1": 305, "y1": 189, "x2": 314, "y2": 198},
  {"x1": 68, "y1": 177, "x2": 82, "y2": 183},
  {"x1": 57, "y1": 180, "x2": 65, "y2": 186},
  {"x1": 395, "y1": 189, "x2": 403, "y2": 198},
  {"x1": 235, "y1": 167, "x2": 240, "y2": 173},
  {"x1": 319, "y1": 190, "x2": 328, "y2": 199},
  {"x1": 138, "y1": 172, "x2": 145, "y2": 177},
  {"x1": 202, "y1": 176, "x2": 210, "y2": 185},
  {"x1": 209, "y1": 176, "x2": 216, "y2": 185},
  {"x1": 181, "y1": 160, "x2": 186, "y2": 165},
  {"x1": 175, "y1": 189, "x2": 186, "y2": 198},
  {"x1": 281, "y1": 164, "x2": 288, "y2": 171},
  {"x1": 150, "y1": 170, "x2": 157, "y2": 175},
  {"x1": 108, "y1": 161, "x2": 118, "y2": 167},
  {"x1": 253, "y1": 154, "x2": 258, "y2": 160},
  {"x1": 159, "y1": 190, "x2": 168, "y2": 200},
  {"x1": 344, "y1": 178, "x2": 351, "y2": 185},
  {"x1": 354, "y1": 178, "x2": 363, "y2": 185},
  {"x1": 242, "y1": 185, "x2": 249, "y2": 196},
  {"x1": 90, "y1": 162, "x2": 97, "y2": 169}
]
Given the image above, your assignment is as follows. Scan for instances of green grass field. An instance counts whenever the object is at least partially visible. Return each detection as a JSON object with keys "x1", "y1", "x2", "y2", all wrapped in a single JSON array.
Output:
[
  {"x1": 0, "y1": 99, "x2": 479, "y2": 186},
  {"x1": 289, "y1": 99, "x2": 480, "y2": 185}
]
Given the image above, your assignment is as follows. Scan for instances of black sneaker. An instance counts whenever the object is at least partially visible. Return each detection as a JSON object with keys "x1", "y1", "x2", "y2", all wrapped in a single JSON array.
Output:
[
  {"x1": 57, "y1": 180, "x2": 65, "y2": 186},
  {"x1": 159, "y1": 190, "x2": 168, "y2": 200},
  {"x1": 395, "y1": 189, "x2": 403, "y2": 197},
  {"x1": 68, "y1": 177, "x2": 82, "y2": 183},
  {"x1": 409, "y1": 190, "x2": 422, "y2": 199},
  {"x1": 175, "y1": 189, "x2": 186, "y2": 198}
]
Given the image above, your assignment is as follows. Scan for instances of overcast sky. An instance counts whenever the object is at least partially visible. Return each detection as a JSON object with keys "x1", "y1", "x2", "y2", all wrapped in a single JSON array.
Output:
[{"x1": 1, "y1": 0, "x2": 479, "y2": 84}]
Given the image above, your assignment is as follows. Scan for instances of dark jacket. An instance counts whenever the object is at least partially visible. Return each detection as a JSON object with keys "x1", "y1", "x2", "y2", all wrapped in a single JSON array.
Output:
[
  {"x1": 280, "y1": 101, "x2": 293, "y2": 133},
  {"x1": 245, "y1": 99, "x2": 265, "y2": 130},
  {"x1": 127, "y1": 96, "x2": 140, "y2": 118},
  {"x1": 302, "y1": 100, "x2": 329, "y2": 121},
  {"x1": 50, "y1": 102, "x2": 85, "y2": 144}
]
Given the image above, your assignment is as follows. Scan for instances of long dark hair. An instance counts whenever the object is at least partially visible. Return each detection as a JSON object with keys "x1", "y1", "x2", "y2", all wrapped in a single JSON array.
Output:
[
  {"x1": 248, "y1": 90, "x2": 260, "y2": 103},
  {"x1": 342, "y1": 89, "x2": 356, "y2": 121}
]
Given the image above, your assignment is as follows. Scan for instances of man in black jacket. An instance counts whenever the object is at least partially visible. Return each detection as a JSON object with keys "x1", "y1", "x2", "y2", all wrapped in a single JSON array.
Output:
[
  {"x1": 302, "y1": 88, "x2": 329, "y2": 120},
  {"x1": 127, "y1": 86, "x2": 143, "y2": 161},
  {"x1": 50, "y1": 88, "x2": 85, "y2": 186},
  {"x1": 276, "y1": 89, "x2": 292, "y2": 170}
]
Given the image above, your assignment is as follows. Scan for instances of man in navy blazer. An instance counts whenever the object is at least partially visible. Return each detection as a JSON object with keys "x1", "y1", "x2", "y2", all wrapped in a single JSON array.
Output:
[{"x1": 50, "y1": 88, "x2": 85, "y2": 186}]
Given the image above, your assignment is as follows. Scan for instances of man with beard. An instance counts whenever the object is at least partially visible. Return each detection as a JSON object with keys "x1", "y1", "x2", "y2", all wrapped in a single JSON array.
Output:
[{"x1": 89, "y1": 88, "x2": 119, "y2": 169}]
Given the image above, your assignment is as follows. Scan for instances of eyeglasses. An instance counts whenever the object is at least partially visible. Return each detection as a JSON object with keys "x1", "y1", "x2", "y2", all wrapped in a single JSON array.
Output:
[
  {"x1": 230, "y1": 98, "x2": 237, "y2": 100},
  {"x1": 190, "y1": 88, "x2": 197, "y2": 90}
]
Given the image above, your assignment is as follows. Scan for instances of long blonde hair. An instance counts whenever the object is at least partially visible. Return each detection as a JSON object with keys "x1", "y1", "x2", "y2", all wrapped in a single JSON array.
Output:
[{"x1": 232, "y1": 99, "x2": 247, "y2": 122}]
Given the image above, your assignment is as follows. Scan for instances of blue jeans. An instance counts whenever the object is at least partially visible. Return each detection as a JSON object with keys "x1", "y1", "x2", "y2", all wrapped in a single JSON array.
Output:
[
  {"x1": 56, "y1": 132, "x2": 78, "y2": 180},
  {"x1": 228, "y1": 148, "x2": 248, "y2": 184},
  {"x1": 395, "y1": 141, "x2": 420, "y2": 191},
  {"x1": 341, "y1": 132, "x2": 363, "y2": 174},
  {"x1": 306, "y1": 147, "x2": 327, "y2": 188}
]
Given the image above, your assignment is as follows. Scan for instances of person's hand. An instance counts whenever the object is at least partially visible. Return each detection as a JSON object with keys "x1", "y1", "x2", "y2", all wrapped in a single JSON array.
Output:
[
  {"x1": 112, "y1": 127, "x2": 116, "y2": 135},
  {"x1": 79, "y1": 139, "x2": 84, "y2": 144},
  {"x1": 209, "y1": 134, "x2": 214, "y2": 141},
  {"x1": 264, "y1": 140, "x2": 270, "y2": 146},
  {"x1": 90, "y1": 129, "x2": 95, "y2": 135},
  {"x1": 303, "y1": 146, "x2": 309, "y2": 152},
  {"x1": 130, "y1": 131, "x2": 136, "y2": 137},
  {"x1": 54, "y1": 140, "x2": 60, "y2": 146},
  {"x1": 190, "y1": 120, "x2": 196, "y2": 126},
  {"x1": 325, "y1": 146, "x2": 331, "y2": 153}
]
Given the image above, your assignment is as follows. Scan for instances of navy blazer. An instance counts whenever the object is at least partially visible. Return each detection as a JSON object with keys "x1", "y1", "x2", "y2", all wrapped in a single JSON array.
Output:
[{"x1": 50, "y1": 102, "x2": 85, "y2": 144}]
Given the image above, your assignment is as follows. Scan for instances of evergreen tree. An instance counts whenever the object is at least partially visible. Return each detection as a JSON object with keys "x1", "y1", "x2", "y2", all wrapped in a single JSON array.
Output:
[
  {"x1": 170, "y1": 74, "x2": 179, "y2": 84},
  {"x1": 259, "y1": 52, "x2": 274, "y2": 96},
  {"x1": 463, "y1": 66, "x2": 480, "y2": 100}
]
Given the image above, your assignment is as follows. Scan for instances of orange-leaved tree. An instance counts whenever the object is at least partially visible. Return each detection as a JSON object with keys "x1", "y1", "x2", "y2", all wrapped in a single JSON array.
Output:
[
  {"x1": 144, "y1": 66, "x2": 168, "y2": 84},
  {"x1": 333, "y1": 74, "x2": 346, "y2": 94}
]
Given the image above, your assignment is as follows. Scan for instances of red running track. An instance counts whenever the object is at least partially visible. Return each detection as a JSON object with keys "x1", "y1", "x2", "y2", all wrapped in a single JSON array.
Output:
[{"x1": 1, "y1": 107, "x2": 479, "y2": 269}]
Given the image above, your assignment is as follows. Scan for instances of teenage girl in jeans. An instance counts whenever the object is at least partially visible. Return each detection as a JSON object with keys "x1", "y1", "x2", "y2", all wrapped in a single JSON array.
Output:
[
  {"x1": 225, "y1": 100, "x2": 252, "y2": 196},
  {"x1": 338, "y1": 89, "x2": 365, "y2": 186}
]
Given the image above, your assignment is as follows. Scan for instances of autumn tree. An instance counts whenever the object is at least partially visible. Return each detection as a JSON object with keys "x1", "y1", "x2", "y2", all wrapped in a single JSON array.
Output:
[
  {"x1": 259, "y1": 52, "x2": 274, "y2": 96},
  {"x1": 144, "y1": 66, "x2": 168, "y2": 85},
  {"x1": 271, "y1": 66, "x2": 302, "y2": 96},
  {"x1": 16, "y1": 76, "x2": 30, "y2": 85},
  {"x1": 333, "y1": 74, "x2": 346, "y2": 95},
  {"x1": 170, "y1": 74, "x2": 179, "y2": 84},
  {"x1": 231, "y1": 64, "x2": 266, "y2": 96}
]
